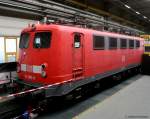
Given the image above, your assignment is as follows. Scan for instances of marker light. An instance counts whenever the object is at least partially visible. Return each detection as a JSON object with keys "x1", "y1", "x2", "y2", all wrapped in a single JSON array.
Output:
[
  {"x1": 41, "y1": 63, "x2": 47, "y2": 78},
  {"x1": 41, "y1": 71, "x2": 47, "y2": 78}
]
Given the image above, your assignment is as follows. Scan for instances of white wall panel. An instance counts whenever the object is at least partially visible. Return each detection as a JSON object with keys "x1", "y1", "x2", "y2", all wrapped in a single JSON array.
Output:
[{"x1": 0, "y1": 16, "x2": 36, "y2": 36}]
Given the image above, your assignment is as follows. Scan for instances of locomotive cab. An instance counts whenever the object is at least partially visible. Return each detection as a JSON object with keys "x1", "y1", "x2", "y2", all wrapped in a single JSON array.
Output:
[
  {"x1": 17, "y1": 23, "x2": 83, "y2": 91},
  {"x1": 17, "y1": 24, "x2": 62, "y2": 87}
]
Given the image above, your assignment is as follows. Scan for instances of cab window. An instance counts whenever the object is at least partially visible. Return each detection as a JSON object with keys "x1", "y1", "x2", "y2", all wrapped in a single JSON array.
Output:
[
  {"x1": 19, "y1": 33, "x2": 30, "y2": 49},
  {"x1": 34, "y1": 32, "x2": 51, "y2": 48}
]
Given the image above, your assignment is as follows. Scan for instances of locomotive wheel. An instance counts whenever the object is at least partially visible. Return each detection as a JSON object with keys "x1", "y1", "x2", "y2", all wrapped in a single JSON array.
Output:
[
  {"x1": 65, "y1": 93, "x2": 74, "y2": 101},
  {"x1": 121, "y1": 71, "x2": 127, "y2": 79},
  {"x1": 112, "y1": 73, "x2": 122, "y2": 81},
  {"x1": 94, "y1": 82, "x2": 101, "y2": 89}
]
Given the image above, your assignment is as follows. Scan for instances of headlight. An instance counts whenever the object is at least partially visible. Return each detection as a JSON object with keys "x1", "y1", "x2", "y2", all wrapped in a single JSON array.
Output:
[
  {"x1": 41, "y1": 63, "x2": 48, "y2": 78},
  {"x1": 41, "y1": 71, "x2": 47, "y2": 78}
]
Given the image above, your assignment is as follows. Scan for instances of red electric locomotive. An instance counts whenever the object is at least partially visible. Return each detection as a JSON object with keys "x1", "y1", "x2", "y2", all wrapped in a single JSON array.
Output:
[{"x1": 16, "y1": 23, "x2": 144, "y2": 98}]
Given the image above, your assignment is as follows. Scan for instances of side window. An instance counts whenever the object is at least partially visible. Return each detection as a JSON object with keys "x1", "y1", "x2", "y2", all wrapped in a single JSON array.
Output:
[
  {"x1": 93, "y1": 35, "x2": 105, "y2": 50},
  {"x1": 74, "y1": 34, "x2": 81, "y2": 48},
  {"x1": 34, "y1": 32, "x2": 51, "y2": 48},
  {"x1": 109, "y1": 37, "x2": 117, "y2": 49},
  {"x1": 136, "y1": 40, "x2": 140, "y2": 48},
  {"x1": 129, "y1": 40, "x2": 134, "y2": 49},
  {"x1": 120, "y1": 39, "x2": 127, "y2": 49}
]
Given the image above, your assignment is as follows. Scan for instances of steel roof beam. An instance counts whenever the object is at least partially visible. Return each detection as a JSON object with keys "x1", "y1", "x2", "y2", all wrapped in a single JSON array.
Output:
[{"x1": 0, "y1": 0, "x2": 144, "y2": 33}]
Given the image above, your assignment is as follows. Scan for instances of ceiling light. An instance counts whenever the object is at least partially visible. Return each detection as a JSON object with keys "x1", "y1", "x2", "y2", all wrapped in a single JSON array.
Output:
[
  {"x1": 143, "y1": 16, "x2": 147, "y2": 19},
  {"x1": 124, "y1": 4, "x2": 131, "y2": 9},
  {"x1": 135, "y1": 11, "x2": 140, "y2": 15}
]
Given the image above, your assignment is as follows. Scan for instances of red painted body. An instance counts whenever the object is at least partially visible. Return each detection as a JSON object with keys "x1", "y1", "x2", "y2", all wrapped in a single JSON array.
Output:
[{"x1": 18, "y1": 24, "x2": 144, "y2": 87}]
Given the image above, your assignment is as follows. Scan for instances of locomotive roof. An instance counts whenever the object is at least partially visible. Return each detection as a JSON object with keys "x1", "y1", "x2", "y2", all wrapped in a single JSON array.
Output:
[{"x1": 23, "y1": 24, "x2": 143, "y2": 40}]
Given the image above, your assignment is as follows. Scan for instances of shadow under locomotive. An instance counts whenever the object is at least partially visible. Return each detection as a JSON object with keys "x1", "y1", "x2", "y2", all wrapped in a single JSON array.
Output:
[{"x1": 35, "y1": 71, "x2": 142, "y2": 119}]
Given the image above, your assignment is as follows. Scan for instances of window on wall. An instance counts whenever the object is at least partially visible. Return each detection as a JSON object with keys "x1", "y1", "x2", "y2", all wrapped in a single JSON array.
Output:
[
  {"x1": 93, "y1": 35, "x2": 105, "y2": 50},
  {"x1": 16, "y1": 37, "x2": 20, "y2": 61},
  {"x1": 5, "y1": 38, "x2": 17, "y2": 62},
  {"x1": 0, "y1": 37, "x2": 5, "y2": 63},
  {"x1": 5, "y1": 37, "x2": 19, "y2": 62},
  {"x1": 109, "y1": 37, "x2": 117, "y2": 49},
  {"x1": 120, "y1": 39, "x2": 127, "y2": 49},
  {"x1": 0, "y1": 37, "x2": 19, "y2": 63},
  {"x1": 129, "y1": 40, "x2": 134, "y2": 49},
  {"x1": 6, "y1": 39, "x2": 16, "y2": 53},
  {"x1": 136, "y1": 40, "x2": 140, "y2": 48}
]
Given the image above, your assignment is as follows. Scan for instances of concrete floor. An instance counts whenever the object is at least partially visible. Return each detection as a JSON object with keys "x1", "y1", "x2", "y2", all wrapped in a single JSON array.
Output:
[
  {"x1": 37, "y1": 75, "x2": 150, "y2": 119},
  {"x1": 75, "y1": 75, "x2": 150, "y2": 119}
]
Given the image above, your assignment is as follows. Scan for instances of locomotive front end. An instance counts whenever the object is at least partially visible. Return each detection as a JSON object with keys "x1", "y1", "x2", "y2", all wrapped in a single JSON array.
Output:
[{"x1": 17, "y1": 24, "x2": 53, "y2": 88}]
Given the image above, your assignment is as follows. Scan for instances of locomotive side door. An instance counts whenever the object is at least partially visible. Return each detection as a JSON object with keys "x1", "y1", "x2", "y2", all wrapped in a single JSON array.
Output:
[{"x1": 72, "y1": 33, "x2": 84, "y2": 79}]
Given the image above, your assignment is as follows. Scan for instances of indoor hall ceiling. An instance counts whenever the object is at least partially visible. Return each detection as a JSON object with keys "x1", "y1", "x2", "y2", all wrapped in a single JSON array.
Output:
[
  {"x1": 59, "y1": 0, "x2": 150, "y2": 32},
  {"x1": 120, "y1": 0, "x2": 150, "y2": 19},
  {"x1": 0, "y1": 0, "x2": 149, "y2": 32}
]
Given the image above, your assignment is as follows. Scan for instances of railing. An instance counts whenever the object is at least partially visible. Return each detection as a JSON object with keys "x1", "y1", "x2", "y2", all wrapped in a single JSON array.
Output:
[{"x1": 0, "y1": 62, "x2": 17, "y2": 85}]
